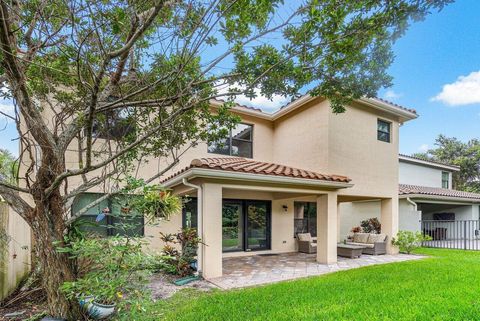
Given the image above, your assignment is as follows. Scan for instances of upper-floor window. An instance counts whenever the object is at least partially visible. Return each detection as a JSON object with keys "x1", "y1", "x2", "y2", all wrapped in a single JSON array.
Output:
[
  {"x1": 208, "y1": 123, "x2": 253, "y2": 158},
  {"x1": 377, "y1": 119, "x2": 391, "y2": 143},
  {"x1": 442, "y1": 171, "x2": 450, "y2": 189}
]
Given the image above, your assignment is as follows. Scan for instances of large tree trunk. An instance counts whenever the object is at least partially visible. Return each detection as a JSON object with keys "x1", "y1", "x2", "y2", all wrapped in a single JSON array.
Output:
[
  {"x1": 32, "y1": 206, "x2": 82, "y2": 319},
  {"x1": 29, "y1": 150, "x2": 83, "y2": 319}
]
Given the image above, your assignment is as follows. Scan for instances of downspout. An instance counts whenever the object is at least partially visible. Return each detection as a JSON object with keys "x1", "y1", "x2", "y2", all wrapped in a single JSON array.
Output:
[
  {"x1": 406, "y1": 197, "x2": 422, "y2": 228},
  {"x1": 182, "y1": 178, "x2": 203, "y2": 277},
  {"x1": 406, "y1": 197, "x2": 418, "y2": 212}
]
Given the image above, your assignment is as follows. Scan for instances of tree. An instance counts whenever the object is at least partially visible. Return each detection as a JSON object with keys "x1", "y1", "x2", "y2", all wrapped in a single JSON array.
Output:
[
  {"x1": 0, "y1": 0, "x2": 450, "y2": 317},
  {"x1": 414, "y1": 135, "x2": 480, "y2": 192},
  {"x1": 0, "y1": 149, "x2": 17, "y2": 184}
]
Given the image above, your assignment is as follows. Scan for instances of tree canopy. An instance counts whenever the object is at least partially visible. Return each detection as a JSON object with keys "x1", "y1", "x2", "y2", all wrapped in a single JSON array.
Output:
[
  {"x1": 0, "y1": 0, "x2": 451, "y2": 317},
  {"x1": 413, "y1": 135, "x2": 480, "y2": 192}
]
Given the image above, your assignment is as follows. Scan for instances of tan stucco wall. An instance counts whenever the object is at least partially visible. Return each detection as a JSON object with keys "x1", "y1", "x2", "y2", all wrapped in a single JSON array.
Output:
[
  {"x1": 9, "y1": 97, "x2": 404, "y2": 280},
  {"x1": 1, "y1": 203, "x2": 31, "y2": 300},
  {"x1": 328, "y1": 102, "x2": 399, "y2": 198},
  {"x1": 272, "y1": 99, "x2": 330, "y2": 173},
  {"x1": 271, "y1": 98, "x2": 399, "y2": 198}
]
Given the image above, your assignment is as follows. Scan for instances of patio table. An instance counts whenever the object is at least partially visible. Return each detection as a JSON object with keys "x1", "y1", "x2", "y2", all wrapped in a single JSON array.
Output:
[{"x1": 337, "y1": 243, "x2": 365, "y2": 258}]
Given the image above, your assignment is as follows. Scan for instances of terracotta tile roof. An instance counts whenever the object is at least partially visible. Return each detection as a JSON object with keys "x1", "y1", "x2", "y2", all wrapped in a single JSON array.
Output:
[
  {"x1": 371, "y1": 97, "x2": 417, "y2": 115},
  {"x1": 399, "y1": 184, "x2": 480, "y2": 201},
  {"x1": 279, "y1": 94, "x2": 417, "y2": 115},
  {"x1": 212, "y1": 98, "x2": 263, "y2": 112},
  {"x1": 399, "y1": 154, "x2": 460, "y2": 169},
  {"x1": 162, "y1": 157, "x2": 351, "y2": 183}
]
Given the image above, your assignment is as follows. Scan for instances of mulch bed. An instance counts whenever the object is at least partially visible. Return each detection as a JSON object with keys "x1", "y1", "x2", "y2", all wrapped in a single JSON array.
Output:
[
  {"x1": 0, "y1": 272, "x2": 216, "y2": 320},
  {"x1": 148, "y1": 272, "x2": 217, "y2": 300},
  {"x1": 0, "y1": 287, "x2": 47, "y2": 321}
]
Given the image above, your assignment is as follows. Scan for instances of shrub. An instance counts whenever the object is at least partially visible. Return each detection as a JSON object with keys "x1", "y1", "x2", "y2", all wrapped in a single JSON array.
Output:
[
  {"x1": 160, "y1": 228, "x2": 201, "y2": 277},
  {"x1": 360, "y1": 217, "x2": 381, "y2": 234},
  {"x1": 392, "y1": 230, "x2": 432, "y2": 254},
  {"x1": 59, "y1": 236, "x2": 153, "y2": 308}
]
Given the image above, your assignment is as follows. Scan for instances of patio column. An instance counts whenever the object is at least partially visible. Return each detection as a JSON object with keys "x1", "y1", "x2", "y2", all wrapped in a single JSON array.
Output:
[
  {"x1": 316, "y1": 191, "x2": 338, "y2": 264},
  {"x1": 381, "y1": 197, "x2": 399, "y2": 254},
  {"x1": 201, "y1": 183, "x2": 223, "y2": 279}
]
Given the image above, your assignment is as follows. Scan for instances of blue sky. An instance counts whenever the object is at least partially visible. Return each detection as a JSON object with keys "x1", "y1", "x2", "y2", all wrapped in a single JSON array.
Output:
[{"x1": 1, "y1": 1, "x2": 479, "y2": 156}]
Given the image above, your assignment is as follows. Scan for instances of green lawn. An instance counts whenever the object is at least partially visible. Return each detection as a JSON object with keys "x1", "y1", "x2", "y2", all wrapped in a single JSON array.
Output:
[{"x1": 129, "y1": 249, "x2": 480, "y2": 320}]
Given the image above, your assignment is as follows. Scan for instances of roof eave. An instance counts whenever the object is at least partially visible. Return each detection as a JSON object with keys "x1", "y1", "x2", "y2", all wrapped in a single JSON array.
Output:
[
  {"x1": 399, "y1": 155, "x2": 461, "y2": 172},
  {"x1": 358, "y1": 97, "x2": 418, "y2": 123},
  {"x1": 163, "y1": 168, "x2": 354, "y2": 190},
  {"x1": 399, "y1": 194, "x2": 480, "y2": 203}
]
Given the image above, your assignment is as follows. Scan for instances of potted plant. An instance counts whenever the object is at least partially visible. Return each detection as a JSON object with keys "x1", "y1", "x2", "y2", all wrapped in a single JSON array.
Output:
[{"x1": 60, "y1": 236, "x2": 151, "y2": 320}]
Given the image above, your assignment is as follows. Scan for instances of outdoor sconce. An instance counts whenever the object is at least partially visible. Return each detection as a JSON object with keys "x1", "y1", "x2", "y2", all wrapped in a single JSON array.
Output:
[{"x1": 282, "y1": 205, "x2": 288, "y2": 212}]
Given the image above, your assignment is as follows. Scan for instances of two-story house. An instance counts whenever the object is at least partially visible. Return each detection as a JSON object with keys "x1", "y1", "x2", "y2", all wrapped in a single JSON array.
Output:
[
  {"x1": 398, "y1": 155, "x2": 480, "y2": 241},
  {"x1": 4, "y1": 94, "x2": 420, "y2": 286},
  {"x1": 340, "y1": 153, "x2": 480, "y2": 248},
  {"x1": 147, "y1": 95, "x2": 418, "y2": 278}
]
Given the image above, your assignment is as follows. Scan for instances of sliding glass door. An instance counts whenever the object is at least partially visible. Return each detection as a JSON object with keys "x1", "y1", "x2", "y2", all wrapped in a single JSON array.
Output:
[
  {"x1": 222, "y1": 199, "x2": 271, "y2": 252},
  {"x1": 246, "y1": 201, "x2": 270, "y2": 251},
  {"x1": 222, "y1": 200, "x2": 244, "y2": 252}
]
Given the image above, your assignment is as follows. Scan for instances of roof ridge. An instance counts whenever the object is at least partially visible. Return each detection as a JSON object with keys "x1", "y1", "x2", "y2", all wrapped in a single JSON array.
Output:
[{"x1": 399, "y1": 154, "x2": 460, "y2": 168}]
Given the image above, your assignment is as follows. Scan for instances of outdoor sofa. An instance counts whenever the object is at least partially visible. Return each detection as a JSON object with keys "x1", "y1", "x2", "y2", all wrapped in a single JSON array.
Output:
[{"x1": 346, "y1": 232, "x2": 387, "y2": 255}]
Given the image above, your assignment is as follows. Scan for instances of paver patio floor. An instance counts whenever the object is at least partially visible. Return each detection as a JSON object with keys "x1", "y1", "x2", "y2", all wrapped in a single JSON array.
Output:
[{"x1": 208, "y1": 252, "x2": 425, "y2": 289}]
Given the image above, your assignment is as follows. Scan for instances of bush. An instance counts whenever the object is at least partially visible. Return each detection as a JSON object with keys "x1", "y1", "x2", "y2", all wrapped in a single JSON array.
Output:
[
  {"x1": 59, "y1": 236, "x2": 153, "y2": 308},
  {"x1": 392, "y1": 230, "x2": 432, "y2": 254},
  {"x1": 360, "y1": 217, "x2": 381, "y2": 234},
  {"x1": 160, "y1": 228, "x2": 201, "y2": 277}
]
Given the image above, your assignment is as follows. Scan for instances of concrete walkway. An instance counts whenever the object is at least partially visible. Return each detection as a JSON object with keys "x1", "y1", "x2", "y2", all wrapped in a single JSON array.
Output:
[{"x1": 208, "y1": 252, "x2": 425, "y2": 289}]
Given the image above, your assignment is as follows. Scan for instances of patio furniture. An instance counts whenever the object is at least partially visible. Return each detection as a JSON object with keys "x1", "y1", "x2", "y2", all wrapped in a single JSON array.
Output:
[
  {"x1": 345, "y1": 232, "x2": 387, "y2": 255},
  {"x1": 297, "y1": 233, "x2": 317, "y2": 254},
  {"x1": 337, "y1": 244, "x2": 365, "y2": 258}
]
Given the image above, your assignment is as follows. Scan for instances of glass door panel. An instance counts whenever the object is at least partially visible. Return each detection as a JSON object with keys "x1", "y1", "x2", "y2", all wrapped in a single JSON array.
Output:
[
  {"x1": 222, "y1": 200, "x2": 243, "y2": 252},
  {"x1": 246, "y1": 201, "x2": 270, "y2": 251}
]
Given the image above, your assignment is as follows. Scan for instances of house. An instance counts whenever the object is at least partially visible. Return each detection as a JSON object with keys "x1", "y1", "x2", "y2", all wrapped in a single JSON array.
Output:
[
  {"x1": 7, "y1": 94, "x2": 419, "y2": 286},
  {"x1": 149, "y1": 95, "x2": 418, "y2": 278},
  {"x1": 340, "y1": 153, "x2": 480, "y2": 249},
  {"x1": 398, "y1": 155, "x2": 480, "y2": 246}
]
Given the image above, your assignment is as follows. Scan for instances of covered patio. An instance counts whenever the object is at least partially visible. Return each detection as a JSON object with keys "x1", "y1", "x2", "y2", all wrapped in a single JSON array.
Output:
[
  {"x1": 163, "y1": 157, "x2": 401, "y2": 279},
  {"x1": 209, "y1": 252, "x2": 424, "y2": 289}
]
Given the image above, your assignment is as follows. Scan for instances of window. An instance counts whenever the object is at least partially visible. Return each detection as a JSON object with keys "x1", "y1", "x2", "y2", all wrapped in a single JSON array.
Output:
[
  {"x1": 182, "y1": 197, "x2": 198, "y2": 229},
  {"x1": 294, "y1": 202, "x2": 317, "y2": 237},
  {"x1": 377, "y1": 119, "x2": 391, "y2": 143},
  {"x1": 208, "y1": 123, "x2": 253, "y2": 158},
  {"x1": 72, "y1": 193, "x2": 144, "y2": 237},
  {"x1": 442, "y1": 171, "x2": 450, "y2": 189},
  {"x1": 92, "y1": 105, "x2": 136, "y2": 140}
]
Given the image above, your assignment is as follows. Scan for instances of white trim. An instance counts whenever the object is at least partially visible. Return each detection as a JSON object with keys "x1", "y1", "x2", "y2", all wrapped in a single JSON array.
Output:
[
  {"x1": 399, "y1": 194, "x2": 480, "y2": 204},
  {"x1": 163, "y1": 168, "x2": 354, "y2": 190},
  {"x1": 399, "y1": 155, "x2": 460, "y2": 172},
  {"x1": 358, "y1": 97, "x2": 418, "y2": 122},
  {"x1": 209, "y1": 95, "x2": 418, "y2": 123},
  {"x1": 271, "y1": 95, "x2": 316, "y2": 120}
]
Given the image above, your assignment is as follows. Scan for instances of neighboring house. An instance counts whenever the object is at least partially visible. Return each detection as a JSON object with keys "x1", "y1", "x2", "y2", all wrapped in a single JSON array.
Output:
[
  {"x1": 10, "y1": 94, "x2": 419, "y2": 282},
  {"x1": 340, "y1": 154, "x2": 480, "y2": 246},
  {"x1": 398, "y1": 155, "x2": 480, "y2": 242}
]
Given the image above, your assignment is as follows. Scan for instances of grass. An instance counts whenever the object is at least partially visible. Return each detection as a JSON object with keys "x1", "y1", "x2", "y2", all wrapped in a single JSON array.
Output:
[{"x1": 125, "y1": 249, "x2": 480, "y2": 320}]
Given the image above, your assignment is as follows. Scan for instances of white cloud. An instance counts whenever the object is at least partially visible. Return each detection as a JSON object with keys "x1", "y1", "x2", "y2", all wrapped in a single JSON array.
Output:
[
  {"x1": 418, "y1": 144, "x2": 429, "y2": 153},
  {"x1": 217, "y1": 84, "x2": 291, "y2": 113},
  {"x1": 431, "y1": 70, "x2": 480, "y2": 106},
  {"x1": 0, "y1": 102, "x2": 15, "y2": 123},
  {"x1": 383, "y1": 89, "x2": 402, "y2": 100}
]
